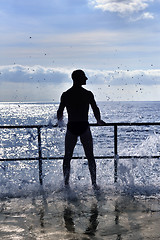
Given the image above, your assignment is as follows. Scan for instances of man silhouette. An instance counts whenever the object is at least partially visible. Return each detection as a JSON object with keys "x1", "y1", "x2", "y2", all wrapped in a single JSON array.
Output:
[{"x1": 57, "y1": 69, "x2": 105, "y2": 189}]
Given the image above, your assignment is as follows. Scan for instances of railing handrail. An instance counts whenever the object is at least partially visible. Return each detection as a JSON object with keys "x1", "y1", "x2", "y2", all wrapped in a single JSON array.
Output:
[
  {"x1": 0, "y1": 122, "x2": 160, "y2": 184},
  {"x1": 0, "y1": 121, "x2": 160, "y2": 128}
]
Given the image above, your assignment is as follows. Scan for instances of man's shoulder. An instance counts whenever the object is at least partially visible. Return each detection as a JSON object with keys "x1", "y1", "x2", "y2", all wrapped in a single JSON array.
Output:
[
  {"x1": 62, "y1": 87, "x2": 72, "y2": 96},
  {"x1": 82, "y1": 87, "x2": 93, "y2": 95},
  {"x1": 84, "y1": 89, "x2": 94, "y2": 100}
]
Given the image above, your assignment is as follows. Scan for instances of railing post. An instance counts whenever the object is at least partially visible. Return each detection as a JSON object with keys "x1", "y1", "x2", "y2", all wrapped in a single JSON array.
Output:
[
  {"x1": 37, "y1": 126, "x2": 43, "y2": 185},
  {"x1": 114, "y1": 125, "x2": 118, "y2": 183}
]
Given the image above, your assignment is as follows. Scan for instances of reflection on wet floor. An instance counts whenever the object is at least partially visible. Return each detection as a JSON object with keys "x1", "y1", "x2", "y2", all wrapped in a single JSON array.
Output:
[{"x1": 0, "y1": 187, "x2": 160, "y2": 240}]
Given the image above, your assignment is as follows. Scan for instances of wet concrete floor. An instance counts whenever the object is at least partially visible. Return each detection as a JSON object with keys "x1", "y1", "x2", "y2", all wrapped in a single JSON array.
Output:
[{"x1": 0, "y1": 188, "x2": 160, "y2": 240}]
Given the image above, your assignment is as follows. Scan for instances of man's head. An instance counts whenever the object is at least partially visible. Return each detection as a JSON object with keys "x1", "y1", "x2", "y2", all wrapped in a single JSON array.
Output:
[{"x1": 71, "y1": 69, "x2": 88, "y2": 85}]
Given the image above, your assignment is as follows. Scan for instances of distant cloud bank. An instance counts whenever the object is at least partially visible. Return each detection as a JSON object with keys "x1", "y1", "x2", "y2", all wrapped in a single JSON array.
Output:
[
  {"x1": 0, "y1": 65, "x2": 71, "y2": 84},
  {"x1": 0, "y1": 64, "x2": 160, "y2": 102},
  {"x1": 0, "y1": 64, "x2": 160, "y2": 86}
]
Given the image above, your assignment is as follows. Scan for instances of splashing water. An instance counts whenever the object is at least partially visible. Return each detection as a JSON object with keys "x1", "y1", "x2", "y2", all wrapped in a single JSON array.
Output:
[{"x1": 0, "y1": 102, "x2": 160, "y2": 198}]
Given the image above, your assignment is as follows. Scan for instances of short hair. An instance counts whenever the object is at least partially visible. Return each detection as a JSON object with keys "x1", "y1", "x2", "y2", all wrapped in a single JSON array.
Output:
[{"x1": 71, "y1": 69, "x2": 87, "y2": 81}]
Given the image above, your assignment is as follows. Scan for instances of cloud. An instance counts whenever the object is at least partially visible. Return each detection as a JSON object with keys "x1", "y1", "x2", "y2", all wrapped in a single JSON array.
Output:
[
  {"x1": 0, "y1": 64, "x2": 160, "y2": 86},
  {"x1": 130, "y1": 11, "x2": 154, "y2": 21},
  {"x1": 0, "y1": 65, "x2": 71, "y2": 84},
  {"x1": 87, "y1": 68, "x2": 160, "y2": 86},
  {"x1": 140, "y1": 11, "x2": 154, "y2": 19},
  {"x1": 90, "y1": 0, "x2": 154, "y2": 20},
  {"x1": 0, "y1": 65, "x2": 74, "y2": 102},
  {"x1": 0, "y1": 64, "x2": 160, "y2": 101}
]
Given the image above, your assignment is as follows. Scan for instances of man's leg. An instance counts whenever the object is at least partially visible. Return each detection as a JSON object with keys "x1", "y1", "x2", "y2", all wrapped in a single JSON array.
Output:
[
  {"x1": 80, "y1": 128, "x2": 97, "y2": 187},
  {"x1": 63, "y1": 130, "x2": 77, "y2": 186}
]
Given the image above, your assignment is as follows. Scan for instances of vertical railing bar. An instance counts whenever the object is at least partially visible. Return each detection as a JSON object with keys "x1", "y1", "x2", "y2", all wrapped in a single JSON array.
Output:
[
  {"x1": 114, "y1": 125, "x2": 118, "y2": 183},
  {"x1": 37, "y1": 126, "x2": 43, "y2": 185}
]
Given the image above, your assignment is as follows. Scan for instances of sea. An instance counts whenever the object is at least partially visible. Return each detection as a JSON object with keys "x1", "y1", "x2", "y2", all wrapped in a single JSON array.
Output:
[{"x1": 0, "y1": 101, "x2": 160, "y2": 240}]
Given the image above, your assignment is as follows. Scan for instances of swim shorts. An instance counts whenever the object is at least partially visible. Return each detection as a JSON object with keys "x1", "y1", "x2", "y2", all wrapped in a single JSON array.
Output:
[{"x1": 67, "y1": 121, "x2": 89, "y2": 136}]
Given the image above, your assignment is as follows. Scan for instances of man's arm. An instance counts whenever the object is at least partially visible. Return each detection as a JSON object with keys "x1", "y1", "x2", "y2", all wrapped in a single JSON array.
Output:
[
  {"x1": 90, "y1": 93, "x2": 106, "y2": 125},
  {"x1": 57, "y1": 93, "x2": 65, "y2": 121}
]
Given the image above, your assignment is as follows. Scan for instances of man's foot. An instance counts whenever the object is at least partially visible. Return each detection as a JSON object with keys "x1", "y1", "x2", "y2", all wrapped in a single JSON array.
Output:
[
  {"x1": 92, "y1": 184, "x2": 100, "y2": 191},
  {"x1": 64, "y1": 183, "x2": 70, "y2": 190}
]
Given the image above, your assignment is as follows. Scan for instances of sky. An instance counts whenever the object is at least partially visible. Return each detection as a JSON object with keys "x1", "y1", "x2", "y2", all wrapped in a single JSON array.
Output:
[{"x1": 0, "y1": 0, "x2": 160, "y2": 102}]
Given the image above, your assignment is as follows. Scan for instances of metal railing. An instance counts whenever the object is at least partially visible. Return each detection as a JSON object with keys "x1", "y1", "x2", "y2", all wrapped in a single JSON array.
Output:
[{"x1": 0, "y1": 122, "x2": 160, "y2": 185}]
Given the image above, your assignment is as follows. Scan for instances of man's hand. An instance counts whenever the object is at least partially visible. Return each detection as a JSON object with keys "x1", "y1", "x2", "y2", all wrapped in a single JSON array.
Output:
[
  {"x1": 57, "y1": 119, "x2": 66, "y2": 127},
  {"x1": 97, "y1": 120, "x2": 106, "y2": 126}
]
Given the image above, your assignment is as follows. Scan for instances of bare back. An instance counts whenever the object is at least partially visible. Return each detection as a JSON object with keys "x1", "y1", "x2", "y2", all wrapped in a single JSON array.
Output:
[{"x1": 61, "y1": 86, "x2": 93, "y2": 122}]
